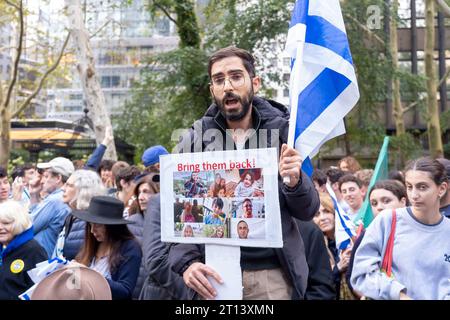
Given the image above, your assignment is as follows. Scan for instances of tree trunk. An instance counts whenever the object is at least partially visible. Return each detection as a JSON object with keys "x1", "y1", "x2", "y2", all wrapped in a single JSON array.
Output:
[
  {"x1": 425, "y1": 0, "x2": 444, "y2": 158},
  {"x1": 66, "y1": 0, "x2": 117, "y2": 160},
  {"x1": 0, "y1": 104, "x2": 12, "y2": 168},
  {"x1": 390, "y1": 0, "x2": 405, "y2": 137}
]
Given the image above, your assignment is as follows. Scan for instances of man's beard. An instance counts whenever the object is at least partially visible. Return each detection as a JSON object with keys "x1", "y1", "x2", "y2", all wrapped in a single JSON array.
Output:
[{"x1": 214, "y1": 87, "x2": 254, "y2": 122}]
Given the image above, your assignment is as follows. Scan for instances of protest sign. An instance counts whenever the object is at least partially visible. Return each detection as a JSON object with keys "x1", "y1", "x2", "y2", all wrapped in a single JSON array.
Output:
[{"x1": 160, "y1": 148, "x2": 282, "y2": 248}]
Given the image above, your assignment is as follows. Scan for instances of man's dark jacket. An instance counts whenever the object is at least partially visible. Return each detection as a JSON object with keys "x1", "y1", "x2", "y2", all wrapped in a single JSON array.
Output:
[
  {"x1": 169, "y1": 97, "x2": 320, "y2": 299},
  {"x1": 141, "y1": 194, "x2": 193, "y2": 300},
  {"x1": 296, "y1": 220, "x2": 336, "y2": 300}
]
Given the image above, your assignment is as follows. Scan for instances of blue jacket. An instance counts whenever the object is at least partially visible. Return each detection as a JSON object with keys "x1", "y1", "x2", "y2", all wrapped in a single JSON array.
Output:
[
  {"x1": 84, "y1": 144, "x2": 106, "y2": 171},
  {"x1": 62, "y1": 215, "x2": 86, "y2": 261},
  {"x1": 31, "y1": 189, "x2": 71, "y2": 258},
  {"x1": 107, "y1": 239, "x2": 142, "y2": 300}
]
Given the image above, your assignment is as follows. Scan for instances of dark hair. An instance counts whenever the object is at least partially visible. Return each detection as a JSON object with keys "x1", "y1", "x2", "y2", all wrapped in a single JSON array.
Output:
[
  {"x1": 241, "y1": 171, "x2": 254, "y2": 183},
  {"x1": 76, "y1": 223, "x2": 136, "y2": 274},
  {"x1": 11, "y1": 166, "x2": 25, "y2": 180},
  {"x1": 243, "y1": 198, "x2": 252, "y2": 205},
  {"x1": 388, "y1": 170, "x2": 405, "y2": 186},
  {"x1": 404, "y1": 157, "x2": 448, "y2": 185},
  {"x1": 128, "y1": 172, "x2": 160, "y2": 216},
  {"x1": 12, "y1": 164, "x2": 35, "y2": 180},
  {"x1": 0, "y1": 166, "x2": 7, "y2": 179},
  {"x1": 369, "y1": 179, "x2": 408, "y2": 204},
  {"x1": 436, "y1": 158, "x2": 450, "y2": 180},
  {"x1": 212, "y1": 197, "x2": 224, "y2": 209},
  {"x1": 237, "y1": 220, "x2": 248, "y2": 226},
  {"x1": 338, "y1": 174, "x2": 363, "y2": 191},
  {"x1": 23, "y1": 163, "x2": 35, "y2": 171},
  {"x1": 98, "y1": 160, "x2": 115, "y2": 173},
  {"x1": 208, "y1": 46, "x2": 256, "y2": 79},
  {"x1": 325, "y1": 168, "x2": 346, "y2": 184},
  {"x1": 115, "y1": 166, "x2": 141, "y2": 192},
  {"x1": 312, "y1": 169, "x2": 327, "y2": 187}
]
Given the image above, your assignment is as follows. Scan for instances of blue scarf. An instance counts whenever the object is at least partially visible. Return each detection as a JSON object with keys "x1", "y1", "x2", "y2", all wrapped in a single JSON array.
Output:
[{"x1": 0, "y1": 227, "x2": 34, "y2": 266}]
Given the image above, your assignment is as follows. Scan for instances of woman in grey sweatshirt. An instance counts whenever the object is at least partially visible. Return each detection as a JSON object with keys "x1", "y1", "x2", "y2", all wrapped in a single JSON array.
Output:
[{"x1": 351, "y1": 157, "x2": 450, "y2": 300}]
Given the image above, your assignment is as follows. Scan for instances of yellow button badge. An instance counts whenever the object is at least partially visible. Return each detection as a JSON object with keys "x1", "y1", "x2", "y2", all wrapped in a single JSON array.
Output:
[{"x1": 10, "y1": 259, "x2": 25, "y2": 274}]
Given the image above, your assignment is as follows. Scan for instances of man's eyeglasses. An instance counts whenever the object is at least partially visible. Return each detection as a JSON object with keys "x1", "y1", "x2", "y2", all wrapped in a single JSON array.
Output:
[{"x1": 211, "y1": 73, "x2": 245, "y2": 89}]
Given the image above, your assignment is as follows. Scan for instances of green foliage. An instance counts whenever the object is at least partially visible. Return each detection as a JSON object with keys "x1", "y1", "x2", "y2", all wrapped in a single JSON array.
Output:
[
  {"x1": 114, "y1": 0, "x2": 439, "y2": 161},
  {"x1": 114, "y1": 47, "x2": 210, "y2": 157},
  {"x1": 389, "y1": 132, "x2": 424, "y2": 168}
]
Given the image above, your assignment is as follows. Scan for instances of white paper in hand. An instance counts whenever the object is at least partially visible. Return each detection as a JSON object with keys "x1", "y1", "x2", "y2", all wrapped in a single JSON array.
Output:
[{"x1": 205, "y1": 244, "x2": 242, "y2": 300}]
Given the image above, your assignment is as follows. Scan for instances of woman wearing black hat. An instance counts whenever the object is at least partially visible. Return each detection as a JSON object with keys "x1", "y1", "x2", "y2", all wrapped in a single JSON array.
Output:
[{"x1": 74, "y1": 196, "x2": 142, "y2": 300}]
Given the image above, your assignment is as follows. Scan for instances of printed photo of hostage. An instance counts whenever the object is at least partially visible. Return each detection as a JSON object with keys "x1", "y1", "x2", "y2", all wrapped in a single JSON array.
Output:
[
  {"x1": 231, "y1": 218, "x2": 265, "y2": 240},
  {"x1": 173, "y1": 171, "x2": 210, "y2": 198},
  {"x1": 233, "y1": 169, "x2": 264, "y2": 197},
  {"x1": 232, "y1": 198, "x2": 265, "y2": 219},
  {"x1": 174, "y1": 223, "x2": 203, "y2": 238},
  {"x1": 208, "y1": 173, "x2": 228, "y2": 197},
  {"x1": 203, "y1": 198, "x2": 230, "y2": 225},
  {"x1": 182, "y1": 224, "x2": 194, "y2": 237},
  {"x1": 173, "y1": 199, "x2": 204, "y2": 223},
  {"x1": 203, "y1": 224, "x2": 228, "y2": 238},
  {"x1": 237, "y1": 220, "x2": 249, "y2": 239},
  {"x1": 184, "y1": 172, "x2": 207, "y2": 198}
]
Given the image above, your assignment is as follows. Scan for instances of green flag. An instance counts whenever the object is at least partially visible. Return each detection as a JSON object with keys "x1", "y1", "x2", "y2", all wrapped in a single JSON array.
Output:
[{"x1": 354, "y1": 136, "x2": 390, "y2": 228}]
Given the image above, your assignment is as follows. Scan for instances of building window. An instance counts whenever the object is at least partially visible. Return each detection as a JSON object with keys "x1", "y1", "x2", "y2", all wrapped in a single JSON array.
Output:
[
  {"x1": 283, "y1": 57, "x2": 291, "y2": 67},
  {"x1": 69, "y1": 94, "x2": 83, "y2": 100},
  {"x1": 101, "y1": 76, "x2": 110, "y2": 88},
  {"x1": 111, "y1": 76, "x2": 120, "y2": 88},
  {"x1": 283, "y1": 88, "x2": 289, "y2": 97}
]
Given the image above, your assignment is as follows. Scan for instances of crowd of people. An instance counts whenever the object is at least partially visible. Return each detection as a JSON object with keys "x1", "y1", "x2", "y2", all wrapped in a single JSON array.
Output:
[{"x1": 0, "y1": 46, "x2": 449, "y2": 300}]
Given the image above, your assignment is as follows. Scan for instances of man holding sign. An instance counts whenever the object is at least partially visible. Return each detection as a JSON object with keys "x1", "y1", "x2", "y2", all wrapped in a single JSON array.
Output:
[{"x1": 170, "y1": 47, "x2": 319, "y2": 300}]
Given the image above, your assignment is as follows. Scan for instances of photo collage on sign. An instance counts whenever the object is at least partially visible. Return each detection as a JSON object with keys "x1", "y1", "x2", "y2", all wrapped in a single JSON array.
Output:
[{"x1": 173, "y1": 168, "x2": 266, "y2": 240}]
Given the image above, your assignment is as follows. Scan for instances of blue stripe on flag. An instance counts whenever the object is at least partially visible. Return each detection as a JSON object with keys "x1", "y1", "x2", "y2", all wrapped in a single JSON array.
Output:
[
  {"x1": 289, "y1": 0, "x2": 309, "y2": 27},
  {"x1": 339, "y1": 239, "x2": 351, "y2": 251},
  {"x1": 302, "y1": 156, "x2": 314, "y2": 177},
  {"x1": 294, "y1": 68, "x2": 351, "y2": 139},
  {"x1": 330, "y1": 196, "x2": 354, "y2": 239},
  {"x1": 305, "y1": 16, "x2": 353, "y2": 64}
]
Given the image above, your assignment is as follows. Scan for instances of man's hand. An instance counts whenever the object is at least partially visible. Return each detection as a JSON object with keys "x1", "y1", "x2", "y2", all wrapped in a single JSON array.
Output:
[
  {"x1": 183, "y1": 262, "x2": 223, "y2": 300},
  {"x1": 279, "y1": 144, "x2": 302, "y2": 188},
  {"x1": 12, "y1": 177, "x2": 25, "y2": 201},
  {"x1": 102, "y1": 126, "x2": 114, "y2": 146}
]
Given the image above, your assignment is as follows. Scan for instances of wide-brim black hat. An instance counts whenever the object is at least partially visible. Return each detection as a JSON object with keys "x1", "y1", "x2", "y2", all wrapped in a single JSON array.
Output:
[{"x1": 72, "y1": 196, "x2": 133, "y2": 225}]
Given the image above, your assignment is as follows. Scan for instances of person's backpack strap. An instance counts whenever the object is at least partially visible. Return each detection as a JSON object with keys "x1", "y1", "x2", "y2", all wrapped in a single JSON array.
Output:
[{"x1": 381, "y1": 209, "x2": 397, "y2": 277}]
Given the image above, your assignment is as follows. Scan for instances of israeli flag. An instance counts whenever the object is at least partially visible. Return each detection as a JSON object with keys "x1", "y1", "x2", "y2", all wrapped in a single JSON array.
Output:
[
  {"x1": 326, "y1": 183, "x2": 356, "y2": 250},
  {"x1": 285, "y1": 0, "x2": 360, "y2": 168}
]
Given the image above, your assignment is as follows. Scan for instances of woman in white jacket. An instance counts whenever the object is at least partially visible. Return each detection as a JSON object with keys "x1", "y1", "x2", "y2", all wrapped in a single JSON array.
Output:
[{"x1": 351, "y1": 157, "x2": 450, "y2": 300}]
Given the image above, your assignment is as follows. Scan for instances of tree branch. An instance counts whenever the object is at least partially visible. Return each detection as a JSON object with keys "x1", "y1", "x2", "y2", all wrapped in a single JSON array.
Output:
[
  {"x1": 154, "y1": 2, "x2": 179, "y2": 27},
  {"x1": 403, "y1": 100, "x2": 421, "y2": 114},
  {"x1": 400, "y1": 66, "x2": 449, "y2": 114},
  {"x1": 435, "y1": 0, "x2": 450, "y2": 17},
  {"x1": 12, "y1": 32, "x2": 70, "y2": 118},
  {"x1": 89, "y1": 19, "x2": 111, "y2": 39},
  {"x1": 438, "y1": 66, "x2": 450, "y2": 88},
  {"x1": 344, "y1": 13, "x2": 385, "y2": 48},
  {"x1": 3, "y1": 0, "x2": 23, "y2": 111},
  {"x1": 4, "y1": 0, "x2": 20, "y2": 10}
]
